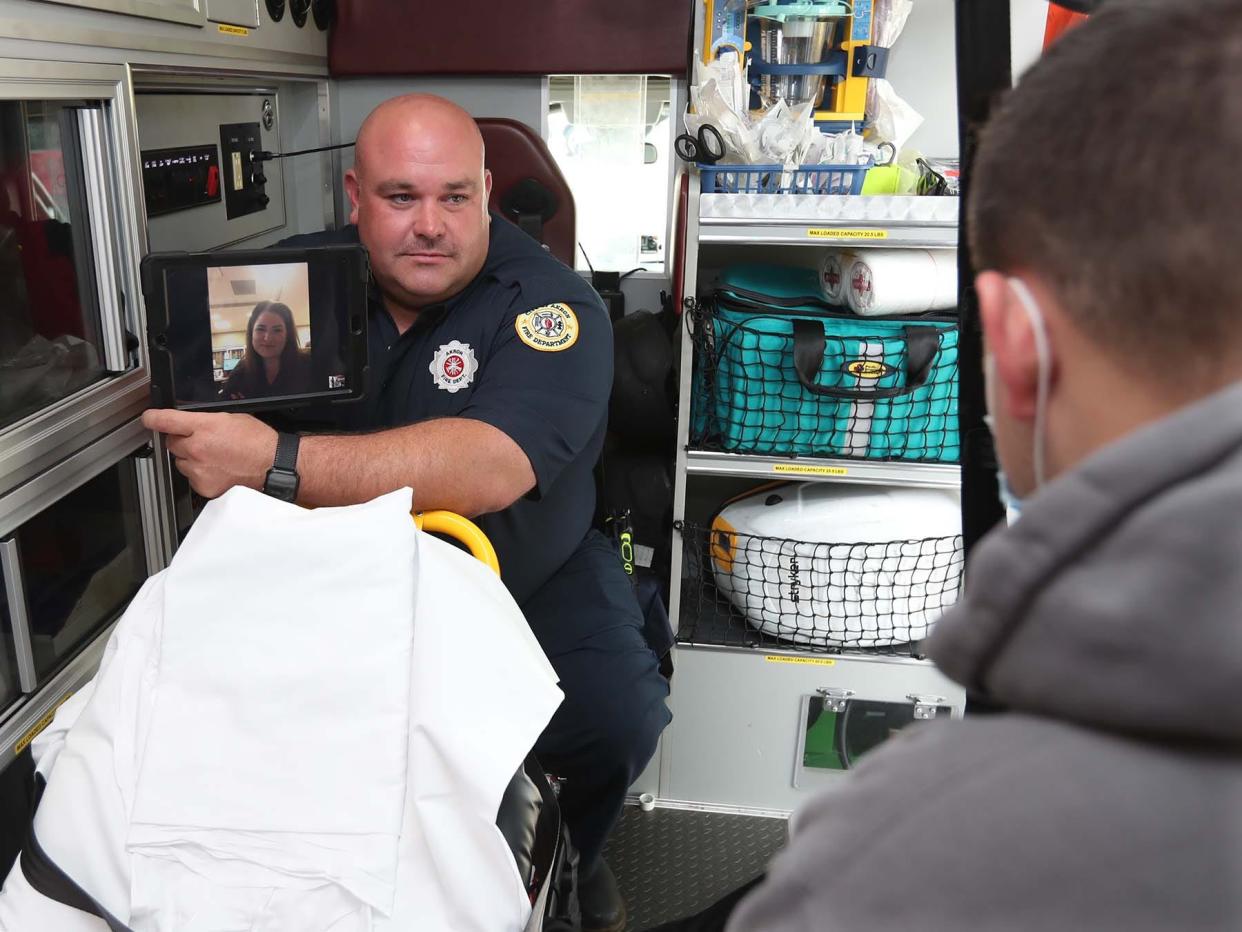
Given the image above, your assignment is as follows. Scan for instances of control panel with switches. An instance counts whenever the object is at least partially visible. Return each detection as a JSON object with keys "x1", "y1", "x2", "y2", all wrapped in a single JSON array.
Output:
[
  {"x1": 141, "y1": 145, "x2": 222, "y2": 217},
  {"x1": 137, "y1": 92, "x2": 290, "y2": 251},
  {"x1": 219, "y1": 121, "x2": 268, "y2": 219}
]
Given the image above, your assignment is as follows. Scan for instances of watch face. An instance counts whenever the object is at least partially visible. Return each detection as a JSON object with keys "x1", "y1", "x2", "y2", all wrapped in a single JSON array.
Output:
[{"x1": 263, "y1": 468, "x2": 300, "y2": 502}]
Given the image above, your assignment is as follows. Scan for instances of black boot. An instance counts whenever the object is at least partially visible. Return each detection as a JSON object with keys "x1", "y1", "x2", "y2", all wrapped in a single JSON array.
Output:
[{"x1": 579, "y1": 858, "x2": 627, "y2": 932}]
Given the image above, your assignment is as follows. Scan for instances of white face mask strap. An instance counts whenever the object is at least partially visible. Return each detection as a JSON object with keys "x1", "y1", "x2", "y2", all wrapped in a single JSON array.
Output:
[{"x1": 1005, "y1": 277, "x2": 1051, "y2": 488}]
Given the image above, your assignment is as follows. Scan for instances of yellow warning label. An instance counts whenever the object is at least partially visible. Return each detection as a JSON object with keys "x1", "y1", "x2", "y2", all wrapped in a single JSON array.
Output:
[
  {"x1": 806, "y1": 228, "x2": 889, "y2": 240},
  {"x1": 764, "y1": 655, "x2": 836, "y2": 667},
  {"x1": 217, "y1": 23, "x2": 250, "y2": 36},
  {"x1": 14, "y1": 693, "x2": 74, "y2": 756},
  {"x1": 772, "y1": 464, "x2": 849, "y2": 477}
]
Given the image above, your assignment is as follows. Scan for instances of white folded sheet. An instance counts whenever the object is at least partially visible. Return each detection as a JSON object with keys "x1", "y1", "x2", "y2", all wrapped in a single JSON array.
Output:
[
  {"x1": 128, "y1": 487, "x2": 417, "y2": 926},
  {"x1": 0, "y1": 487, "x2": 563, "y2": 932}
]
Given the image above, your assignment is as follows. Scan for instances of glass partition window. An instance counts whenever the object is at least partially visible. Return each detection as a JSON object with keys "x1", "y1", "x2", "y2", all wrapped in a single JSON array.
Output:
[
  {"x1": 0, "y1": 100, "x2": 113, "y2": 430},
  {"x1": 6, "y1": 458, "x2": 147, "y2": 685},
  {"x1": 546, "y1": 75, "x2": 672, "y2": 273}
]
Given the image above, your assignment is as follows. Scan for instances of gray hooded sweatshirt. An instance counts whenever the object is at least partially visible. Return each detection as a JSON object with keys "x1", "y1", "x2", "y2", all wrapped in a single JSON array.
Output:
[{"x1": 726, "y1": 383, "x2": 1242, "y2": 932}]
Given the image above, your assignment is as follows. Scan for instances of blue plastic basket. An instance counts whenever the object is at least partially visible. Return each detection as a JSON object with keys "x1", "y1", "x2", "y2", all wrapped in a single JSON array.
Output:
[{"x1": 699, "y1": 161, "x2": 871, "y2": 195}]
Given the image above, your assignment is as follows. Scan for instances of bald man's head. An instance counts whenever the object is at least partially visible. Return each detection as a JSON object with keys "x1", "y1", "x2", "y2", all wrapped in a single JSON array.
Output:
[
  {"x1": 353, "y1": 94, "x2": 485, "y2": 182},
  {"x1": 345, "y1": 94, "x2": 493, "y2": 315}
]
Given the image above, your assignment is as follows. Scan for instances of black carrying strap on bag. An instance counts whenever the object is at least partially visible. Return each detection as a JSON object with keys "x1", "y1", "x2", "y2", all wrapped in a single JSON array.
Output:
[
  {"x1": 20, "y1": 773, "x2": 135, "y2": 931},
  {"x1": 791, "y1": 318, "x2": 940, "y2": 400}
]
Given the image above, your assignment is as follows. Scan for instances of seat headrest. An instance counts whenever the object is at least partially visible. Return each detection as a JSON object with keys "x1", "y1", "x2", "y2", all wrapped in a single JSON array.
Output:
[{"x1": 477, "y1": 118, "x2": 576, "y2": 266}]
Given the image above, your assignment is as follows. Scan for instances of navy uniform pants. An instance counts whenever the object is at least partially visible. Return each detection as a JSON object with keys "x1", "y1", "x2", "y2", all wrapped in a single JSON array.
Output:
[{"x1": 522, "y1": 530, "x2": 672, "y2": 876}]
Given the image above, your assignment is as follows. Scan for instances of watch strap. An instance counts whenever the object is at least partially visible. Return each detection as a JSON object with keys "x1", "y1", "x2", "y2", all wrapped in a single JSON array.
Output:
[{"x1": 273, "y1": 431, "x2": 300, "y2": 474}]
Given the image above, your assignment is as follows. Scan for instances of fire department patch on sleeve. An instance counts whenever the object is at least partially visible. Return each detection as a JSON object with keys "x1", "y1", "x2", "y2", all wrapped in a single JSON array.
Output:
[{"x1": 514, "y1": 303, "x2": 579, "y2": 352}]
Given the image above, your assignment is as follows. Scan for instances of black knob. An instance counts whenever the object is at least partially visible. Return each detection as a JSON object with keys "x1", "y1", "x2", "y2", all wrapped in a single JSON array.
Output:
[
  {"x1": 290, "y1": 0, "x2": 309, "y2": 26},
  {"x1": 265, "y1": 0, "x2": 285, "y2": 21},
  {"x1": 252, "y1": 171, "x2": 267, "y2": 185},
  {"x1": 312, "y1": 0, "x2": 334, "y2": 30}
]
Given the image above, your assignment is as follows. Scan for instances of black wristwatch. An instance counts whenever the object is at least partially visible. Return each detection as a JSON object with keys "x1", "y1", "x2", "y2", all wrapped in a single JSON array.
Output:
[{"x1": 263, "y1": 432, "x2": 301, "y2": 502}]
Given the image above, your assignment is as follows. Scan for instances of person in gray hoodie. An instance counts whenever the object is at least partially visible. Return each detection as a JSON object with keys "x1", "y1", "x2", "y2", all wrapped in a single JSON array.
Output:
[{"x1": 680, "y1": 2, "x2": 1242, "y2": 931}]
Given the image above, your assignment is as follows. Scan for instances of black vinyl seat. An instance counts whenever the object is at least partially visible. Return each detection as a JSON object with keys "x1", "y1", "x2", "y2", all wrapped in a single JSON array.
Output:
[
  {"x1": 477, "y1": 118, "x2": 576, "y2": 266},
  {"x1": 496, "y1": 754, "x2": 580, "y2": 931}
]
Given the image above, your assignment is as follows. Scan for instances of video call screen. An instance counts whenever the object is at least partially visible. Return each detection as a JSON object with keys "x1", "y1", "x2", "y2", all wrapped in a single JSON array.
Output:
[{"x1": 148, "y1": 247, "x2": 365, "y2": 411}]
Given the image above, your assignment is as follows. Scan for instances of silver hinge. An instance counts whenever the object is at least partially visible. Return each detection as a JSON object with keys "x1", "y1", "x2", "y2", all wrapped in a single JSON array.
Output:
[
  {"x1": 907, "y1": 694, "x2": 947, "y2": 720},
  {"x1": 816, "y1": 686, "x2": 855, "y2": 713}
]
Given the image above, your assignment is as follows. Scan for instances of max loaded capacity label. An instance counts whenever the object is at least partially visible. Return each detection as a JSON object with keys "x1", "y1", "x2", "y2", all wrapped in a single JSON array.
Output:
[{"x1": 806, "y1": 229, "x2": 889, "y2": 240}]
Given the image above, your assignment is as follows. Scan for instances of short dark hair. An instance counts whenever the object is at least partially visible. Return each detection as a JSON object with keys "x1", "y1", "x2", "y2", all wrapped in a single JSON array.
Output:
[{"x1": 969, "y1": 0, "x2": 1242, "y2": 375}]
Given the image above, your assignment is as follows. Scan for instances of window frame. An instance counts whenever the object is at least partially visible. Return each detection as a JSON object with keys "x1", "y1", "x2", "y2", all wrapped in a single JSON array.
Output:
[
  {"x1": 0, "y1": 60, "x2": 151, "y2": 502},
  {"x1": 541, "y1": 73, "x2": 685, "y2": 279},
  {"x1": 0, "y1": 417, "x2": 159, "y2": 768}
]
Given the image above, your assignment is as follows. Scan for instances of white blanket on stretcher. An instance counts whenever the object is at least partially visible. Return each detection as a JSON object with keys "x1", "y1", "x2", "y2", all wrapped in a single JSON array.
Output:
[{"x1": 0, "y1": 487, "x2": 563, "y2": 932}]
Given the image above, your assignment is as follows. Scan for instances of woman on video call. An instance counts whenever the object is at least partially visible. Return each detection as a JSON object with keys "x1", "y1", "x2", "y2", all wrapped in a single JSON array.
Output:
[{"x1": 221, "y1": 301, "x2": 313, "y2": 400}]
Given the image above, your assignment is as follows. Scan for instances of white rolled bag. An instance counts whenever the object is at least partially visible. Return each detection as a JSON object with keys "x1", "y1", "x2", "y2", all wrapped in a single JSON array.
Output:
[
  {"x1": 844, "y1": 248, "x2": 958, "y2": 316},
  {"x1": 710, "y1": 483, "x2": 964, "y2": 647},
  {"x1": 816, "y1": 250, "x2": 856, "y2": 306},
  {"x1": 0, "y1": 486, "x2": 562, "y2": 932}
]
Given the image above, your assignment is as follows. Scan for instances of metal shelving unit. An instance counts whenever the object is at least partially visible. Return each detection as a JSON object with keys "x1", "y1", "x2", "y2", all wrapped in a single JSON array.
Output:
[
  {"x1": 698, "y1": 216, "x2": 958, "y2": 248},
  {"x1": 686, "y1": 449, "x2": 961, "y2": 488},
  {"x1": 654, "y1": 9, "x2": 1019, "y2": 817},
  {"x1": 653, "y1": 52, "x2": 971, "y2": 809},
  {"x1": 665, "y1": 177, "x2": 966, "y2": 639}
]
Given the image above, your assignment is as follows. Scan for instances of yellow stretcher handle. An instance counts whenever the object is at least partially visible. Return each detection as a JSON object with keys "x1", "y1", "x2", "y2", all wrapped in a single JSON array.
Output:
[{"x1": 413, "y1": 510, "x2": 500, "y2": 577}]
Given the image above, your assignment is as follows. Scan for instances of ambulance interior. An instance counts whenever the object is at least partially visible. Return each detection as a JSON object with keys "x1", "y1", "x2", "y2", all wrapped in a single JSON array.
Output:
[{"x1": 0, "y1": 1, "x2": 1067, "y2": 928}]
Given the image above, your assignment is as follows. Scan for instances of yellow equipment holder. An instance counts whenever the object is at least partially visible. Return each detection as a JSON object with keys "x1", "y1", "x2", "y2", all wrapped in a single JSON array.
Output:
[
  {"x1": 413, "y1": 510, "x2": 501, "y2": 577},
  {"x1": 702, "y1": 0, "x2": 875, "y2": 125}
]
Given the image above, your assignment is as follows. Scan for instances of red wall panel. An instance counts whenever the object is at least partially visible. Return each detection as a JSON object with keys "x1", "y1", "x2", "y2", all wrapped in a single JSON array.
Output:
[{"x1": 330, "y1": 0, "x2": 692, "y2": 77}]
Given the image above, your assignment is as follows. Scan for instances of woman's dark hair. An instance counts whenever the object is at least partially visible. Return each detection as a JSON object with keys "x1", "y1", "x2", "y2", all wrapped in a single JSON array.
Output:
[{"x1": 237, "y1": 300, "x2": 301, "y2": 379}]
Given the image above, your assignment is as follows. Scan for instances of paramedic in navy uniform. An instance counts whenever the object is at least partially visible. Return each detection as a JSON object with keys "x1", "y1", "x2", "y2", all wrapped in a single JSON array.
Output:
[{"x1": 143, "y1": 93, "x2": 668, "y2": 932}]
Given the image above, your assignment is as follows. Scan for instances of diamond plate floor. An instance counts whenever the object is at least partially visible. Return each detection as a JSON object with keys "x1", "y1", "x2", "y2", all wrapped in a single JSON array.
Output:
[{"x1": 602, "y1": 805, "x2": 788, "y2": 931}]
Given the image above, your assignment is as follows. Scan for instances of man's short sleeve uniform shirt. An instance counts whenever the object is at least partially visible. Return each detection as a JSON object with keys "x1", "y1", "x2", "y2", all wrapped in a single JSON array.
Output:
[{"x1": 280, "y1": 217, "x2": 612, "y2": 604}]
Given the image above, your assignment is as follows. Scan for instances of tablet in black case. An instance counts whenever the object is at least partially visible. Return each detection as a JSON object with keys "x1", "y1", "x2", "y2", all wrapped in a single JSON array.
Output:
[{"x1": 142, "y1": 244, "x2": 369, "y2": 413}]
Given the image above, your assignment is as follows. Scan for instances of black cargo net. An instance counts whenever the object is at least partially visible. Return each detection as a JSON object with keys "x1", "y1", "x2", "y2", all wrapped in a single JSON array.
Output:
[
  {"x1": 689, "y1": 302, "x2": 960, "y2": 463},
  {"x1": 677, "y1": 521, "x2": 965, "y2": 658}
]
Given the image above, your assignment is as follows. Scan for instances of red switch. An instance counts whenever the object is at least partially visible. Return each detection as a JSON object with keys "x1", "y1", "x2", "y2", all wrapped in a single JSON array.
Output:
[{"x1": 206, "y1": 164, "x2": 220, "y2": 198}]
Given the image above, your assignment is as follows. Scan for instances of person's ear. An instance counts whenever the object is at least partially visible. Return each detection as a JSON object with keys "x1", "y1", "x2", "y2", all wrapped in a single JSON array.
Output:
[
  {"x1": 344, "y1": 168, "x2": 362, "y2": 225},
  {"x1": 483, "y1": 169, "x2": 493, "y2": 214},
  {"x1": 977, "y1": 270, "x2": 1040, "y2": 421}
]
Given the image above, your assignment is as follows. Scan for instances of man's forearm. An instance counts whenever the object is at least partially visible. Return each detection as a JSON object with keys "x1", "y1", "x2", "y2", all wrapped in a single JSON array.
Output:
[{"x1": 296, "y1": 417, "x2": 536, "y2": 516}]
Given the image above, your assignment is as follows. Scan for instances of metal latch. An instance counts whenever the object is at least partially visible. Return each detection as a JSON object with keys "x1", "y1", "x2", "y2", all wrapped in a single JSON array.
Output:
[
  {"x1": 816, "y1": 687, "x2": 855, "y2": 713},
  {"x1": 907, "y1": 694, "x2": 946, "y2": 720}
]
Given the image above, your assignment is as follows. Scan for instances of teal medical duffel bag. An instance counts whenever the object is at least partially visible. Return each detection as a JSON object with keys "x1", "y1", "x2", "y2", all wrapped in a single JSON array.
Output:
[{"x1": 691, "y1": 265, "x2": 959, "y2": 462}]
